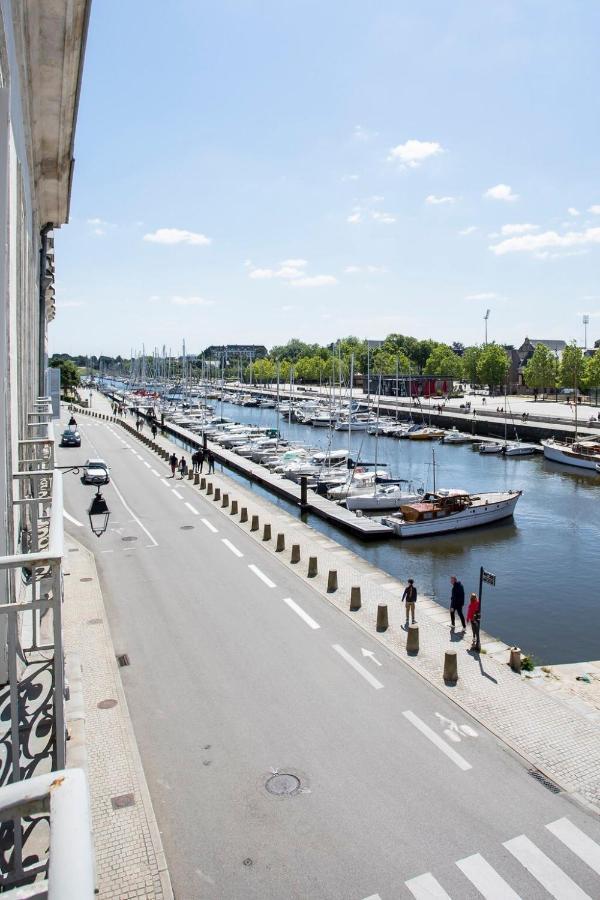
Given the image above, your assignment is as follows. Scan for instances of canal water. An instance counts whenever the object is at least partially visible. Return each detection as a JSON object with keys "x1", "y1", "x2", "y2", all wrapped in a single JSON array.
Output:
[{"x1": 205, "y1": 400, "x2": 599, "y2": 665}]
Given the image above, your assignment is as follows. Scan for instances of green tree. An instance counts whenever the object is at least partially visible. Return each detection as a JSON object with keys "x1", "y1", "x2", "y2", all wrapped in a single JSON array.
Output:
[
  {"x1": 371, "y1": 349, "x2": 411, "y2": 375},
  {"x1": 476, "y1": 344, "x2": 509, "y2": 393},
  {"x1": 523, "y1": 344, "x2": 556, "y2": 399},
  {"x1": 423, "y1": 346, "x2": 463, "y2": 378},
  {"x1": 249, "y1": 358, "x2": 275, "y2": 384},
  {"x1": 461, "y1": 346, "x2": 481, "y2": 384},
  {"x1": 560, "y1": 342, "x2": 587, "y2": 391},
  {"x1": 50, "y1": 358, "x2": 80, "y2": 396},
  {"x1": 586, "y1": 350, "x2": 600, "y2": 405}
]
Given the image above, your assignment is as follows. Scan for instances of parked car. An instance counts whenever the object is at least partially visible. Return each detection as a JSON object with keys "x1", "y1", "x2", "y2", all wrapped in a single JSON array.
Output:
[
  {"x1": 82, "y1": 458, "x2": 110, "y2": 485},
  {"x1": 60, "y1": 427, "x2": 81, "y2": 447}
]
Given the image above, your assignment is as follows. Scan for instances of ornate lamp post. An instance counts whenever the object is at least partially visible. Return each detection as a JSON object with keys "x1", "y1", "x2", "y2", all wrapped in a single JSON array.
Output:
[{"x1": 87, "y1": 488, "x2": 110, "y2": 537}]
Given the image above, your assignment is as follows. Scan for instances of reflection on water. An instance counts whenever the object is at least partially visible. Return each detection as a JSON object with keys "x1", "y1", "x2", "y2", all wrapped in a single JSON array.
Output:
[{"x1": 181, "y1": 399, "x2": 600, "y2": 664}]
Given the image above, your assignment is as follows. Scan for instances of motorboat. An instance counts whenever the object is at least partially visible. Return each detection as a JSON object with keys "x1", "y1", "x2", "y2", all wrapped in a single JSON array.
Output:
[
  {"x1": 380, "y1": 488, "x2": 522, "y2": 537},
  {"x1": 478, "y1": 441, "x2": 503, "y2": 454},
  {"x1": 442, "y1": 427, "x2": 473, "y2": 444},
  {"x1": 345, "y1": 482, "x2": 423, "y2": 511},
  {"x1": 503, "y1": 441, "x2": 539, "y2": 457},
  {"x1": 408, "y1": 426, "x2": 445, "y2": 440},
  {"x1": 326, "y1": 469, "x2": 388, "y2": 501},
  {"x1": 541, "y1": 437, "x2": 600, "y2": 470}
]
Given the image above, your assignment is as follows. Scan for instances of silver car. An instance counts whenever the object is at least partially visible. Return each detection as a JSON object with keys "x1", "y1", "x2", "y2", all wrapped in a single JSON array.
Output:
[{"x1": 82, "y1": 458, "x2": 110, "y2": 485}]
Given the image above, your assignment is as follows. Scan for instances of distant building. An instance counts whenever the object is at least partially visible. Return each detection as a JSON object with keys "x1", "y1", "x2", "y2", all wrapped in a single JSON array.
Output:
[
  {"x1": 367, "y1": 374, "x2": 454, "y2": 398},
  {"x1": 203, "y1": 344, "x2": 267, "y2": 363},
  {"x1": 516, "y1": 337, "x2": 567, "y2": 389}
]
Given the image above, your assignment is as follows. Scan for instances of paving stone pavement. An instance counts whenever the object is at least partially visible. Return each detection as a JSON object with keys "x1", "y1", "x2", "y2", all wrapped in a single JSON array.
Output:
[
  {"x1": 78, "y1": 399, "x2": 600, "y2": 812},
  {"x1": 62, "y1": 535, "x2": 173, "y2": 900}
]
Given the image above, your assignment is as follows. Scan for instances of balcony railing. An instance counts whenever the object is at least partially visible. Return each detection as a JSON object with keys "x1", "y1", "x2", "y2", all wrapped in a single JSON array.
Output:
[{"x1": 0, "y1": 400, "x2": 94, "y2": 896}]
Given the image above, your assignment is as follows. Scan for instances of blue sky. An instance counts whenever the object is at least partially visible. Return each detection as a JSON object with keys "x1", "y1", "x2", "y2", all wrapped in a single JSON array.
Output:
[{"x1": 51, "y1": 0, "x2": 600, "y2": 357}]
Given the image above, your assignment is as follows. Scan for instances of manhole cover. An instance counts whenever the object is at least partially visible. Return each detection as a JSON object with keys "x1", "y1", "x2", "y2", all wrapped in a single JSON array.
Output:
[
  {"x1": 68, "y1": 548, "x2": 79, "y2": 553},
  {"x1": 121, "y1": 536, "x2": 138, "y2": 542},
  {"x1": 87, "y1": 618, "x2": 102, "y2": 625},
  {"x1": 180, "y1": 525, "x2": 194, "y2": 530},
  {"x1": 111, "y1": 792, "x2": 135, "y2": 810},
  {"x1": 97, "y1": 699, "x2": 117, "y2": 709},
  {"x1": 265, "y1": 774, "x2": 301, "y2": 796},
  {"x1": 80, "y1": 577, "x2": 93, "y2": 582}
]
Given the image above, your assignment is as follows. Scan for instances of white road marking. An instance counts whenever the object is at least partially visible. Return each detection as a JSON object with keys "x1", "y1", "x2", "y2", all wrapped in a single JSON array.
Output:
[
  {"x1": 402, "y1": 711, "x2": 472, "y2": 771},
  {"x1": 172, "y1": 490, "x2": 183, "y2": 499},
  {"x1": 546, "y1": 818, "x2": 600, "y2": 876},
  {"x1": 184, "y1": 502, "x2": 199, "y2": 515},
  {"x1": 332, "y1": 644, "x2": 383, "y2": 690},
  {"x1": 248, "y1": 564, "x2": 276, "y2": 588},
  {"x1": 63, "y1": 510, "x2": 83, "y2": 527},
  {"x1": 406, "y1": 872, "x2": 452, "y2": 899},
  {"x1": 161, "y1": 479, "x2": 171, "y2": 488},
  {"x1": 283, "y1": 597, "x2": 320, "y2": 630},
  {"x1": 222, "y1": 538, "x2": 243, "y2": 557},
  {"x1": 100, "y1": 549, "x2": 114, "y2": 554},
  {"x1": 457, "y1": 853, "x2": 522, "y2": 899},
  {"x1": 504, "y1": 834, "x2": 591, "y2": 899},
  {"x1": 201, "y1": 518, "x2": 218, "y2": 533},
  {"x1": 362, "y1": 896, "x2": 382, "y2": 900},
  {"x1": 152, "y1": 470, "x2": 161, "y2": 477},
  {"x1": 143, "y1": 461, "x2": 151, "y2": 468},
  {"x1": 109, "y1": 476, "x2": 159, "y2": 548}
]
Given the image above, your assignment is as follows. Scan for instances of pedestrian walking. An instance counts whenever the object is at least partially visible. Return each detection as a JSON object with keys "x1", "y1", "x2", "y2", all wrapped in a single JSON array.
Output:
[
  {"x1": 450, "y1": 575, "x2": 466, "y2": 630},
  {"x1": 207, "y1": 450, "x2": 215, "y2": 474},
  {"x1": 139, "y1": 418, "x2": 144, "y2": 432},
  {"x1": 151, "y1": 423, "x2": 157, "y2": 439},
  {"x1": 466, "y1": 592, "x2": 480, "y2": 650},
  {"x1": 198, "y1": 447, "x2": 205, "y2": 473},
  {"x1": 402, "y1": 578, "x2": 417, "y2": 626},
  {"x1": 169, "y1": 453, "x2": 178, "y2": 478},
  {"x1": 178, "y1": 455, "x2": 187, "y2": 479}
]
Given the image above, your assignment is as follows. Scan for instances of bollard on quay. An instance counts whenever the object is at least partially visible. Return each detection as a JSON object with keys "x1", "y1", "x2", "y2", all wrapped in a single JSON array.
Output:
[
  {"x1": 230, "y1": 500, "x2": 238, "y2": 515},
  {"x1": 290, "y1": 544, "x2": 300, "y2": 564},
  {"x1": 194, "y1": 473, "x2": 199, "y2": 485},
  {"x1": 443, "y1": 650, "x2": 458, "y2": 684},
  {"x1": 327, "y1": 570, "x2": 338, "y2": 593},
  {"x1": 406, "y1": 624, "x2": 419, "y2": 655},
  {"x1": 350, "y1": 585, "x2": 361, "y2": 611},
  {"x1": 213, "y1": 487, "x2": 221, "y2": 502},
  {"x1": 250, "y1": 514, "x2": 259, "y2": 532},
  {"x1": 275, "y1": 533, "x2": 285, "y2": 552},
  {"x1": 240, "y1": 506, "x2": 248, "y2": 523},
  {"x1": 207, "y1": 482, "x2": 213, "y2": 496},
  {"x1": 262, "y1": 523, "x2": 271, "y2": 541},
  {"x1": 221, "y1": 493, "x2": 229, "y2": 508},
  {"x1": 509, "y1": 647, "x2": 522, "y2": 673},
  {"x1": 307, "y1": 556, "x2": 318, "y2": 578},
  {"x1": 200, "y1": 477, "x2": 206, "y2": 490},
  {"x1": 376, "y1": 604, "x2": 388, "y2": 632}
]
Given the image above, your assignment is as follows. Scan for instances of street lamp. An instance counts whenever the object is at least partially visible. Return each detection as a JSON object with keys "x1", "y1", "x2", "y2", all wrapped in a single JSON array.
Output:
[
  {"x1": 583, "y1": 314, "x2": 589, "y2": 350},
  {"x1": 88, "y1": 488, "x2": 110, "y2": 537},
  {"x1": 484, "y1": 309, "x2": 490, "y2": 345}
]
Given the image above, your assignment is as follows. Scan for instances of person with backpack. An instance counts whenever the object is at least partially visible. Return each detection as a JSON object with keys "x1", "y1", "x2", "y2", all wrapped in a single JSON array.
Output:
[
  {"x1": 178, "y1": 456, "x2": 188, "y2": 479},
  {"x1": 169, "y1": 453, "x2": 178, "y2": 478}
]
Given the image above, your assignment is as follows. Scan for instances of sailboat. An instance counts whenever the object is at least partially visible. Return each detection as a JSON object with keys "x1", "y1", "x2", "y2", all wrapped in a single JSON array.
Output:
[{"x1": 541, "y1": 364, "x2": 600, "y2": 469}]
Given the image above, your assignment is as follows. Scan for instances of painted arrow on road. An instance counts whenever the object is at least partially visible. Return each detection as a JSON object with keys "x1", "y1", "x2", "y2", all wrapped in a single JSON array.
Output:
[{"x1": 361, "y1": 648, "x2": 382, "y2": 667}]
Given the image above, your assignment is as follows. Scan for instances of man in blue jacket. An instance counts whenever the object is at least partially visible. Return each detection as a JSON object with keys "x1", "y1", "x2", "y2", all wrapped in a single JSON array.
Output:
[{"x1": 450, "y1": 575, "x2": 466, "y2": 630}]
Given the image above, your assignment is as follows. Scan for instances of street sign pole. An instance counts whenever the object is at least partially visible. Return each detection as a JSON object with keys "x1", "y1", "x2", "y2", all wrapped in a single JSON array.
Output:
[{"x1": 476, "y1": 566, "x2": 496, "y2": 653}]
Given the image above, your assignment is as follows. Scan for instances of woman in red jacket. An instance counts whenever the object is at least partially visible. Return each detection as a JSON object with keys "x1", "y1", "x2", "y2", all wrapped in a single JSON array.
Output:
[{"x1": 466, "y1": 593, "x2": 480, "y2": 650}]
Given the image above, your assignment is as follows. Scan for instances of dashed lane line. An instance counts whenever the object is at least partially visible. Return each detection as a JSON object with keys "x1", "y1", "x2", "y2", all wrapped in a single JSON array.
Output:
[
  {"x1": 222, "y1": 538, "x2": 243, "y2": 557},
  {"x1": 332, "y1": 644, "x2": 383, "y2": 690},
  {"x1": 172, "y1": 490, "x2": 183, "y2": 500},
  {"x1": 402, "y1": 710, "x2": 472, "y2": 771},
  {"x1": 151, "y1": 470, "x2": 161, "y2": 477},
  {"x1": 201, "y1": 518, "x2": 218, "y2": 534},
  {"x1": 184, "y1": 502, "x2": 199, "y2": 515},
  {"x1": 282, "y1": 597, "x2": 320, "y2": 630},
  {"x1": 248, "y1": 564, "x2": 276, "y2": 588}
]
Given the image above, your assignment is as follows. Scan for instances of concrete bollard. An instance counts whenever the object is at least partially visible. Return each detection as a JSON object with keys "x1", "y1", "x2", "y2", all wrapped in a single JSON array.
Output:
[
  {"x1": 327, "y1": 570, "x2": 338, "y2": 593},
  {"x1": 443, "y1": 650, "x2": 458, "y2": 684},
  {"x1": 350, "y1": 585, "x2": 362, "y2": 611},
  {"x1": 262, "y1": 523, "x2": 271, "y2": 541},
  {"x1": 188, "y1": 470, "x2": 194, "y2": 480},
  {"x1": 230, "y1": 500, "x2": 238, "y2": 515},
  {"x1": 307, "y1": 556, "x2": 318, "y2": 578},
  {"x1": 376, "y1": 604, "x2": 389, "y2": 632},
  {"x1": 200, "y1": 477, "x2": 206, "y2": 490},
  {"x1": 240, "y1": 506, "x2": 248, "y2": 523},
  {"x1": 509, "y1": 647, "x2": 522, "y2": 673},
  {"x1": 250, "y1": 514, "x2": 259, "y2": 532},
  {"x1": 222, "y1": 493, "x2": 229, "y2": 508},
  {"x1": 275, "y1": 533, "x2": 285, "y2": 552},
  {"x1": 406, "y1": 624, "x2": 419, "y2": 655},
  {"x1": 290, "y1": 544, "x2": 300, "y2": 564},
  {"x1": 213, "y1": 487, "x2": 221, "y2": 502},
  {"x1": 207, "y1": 482, "x2": 213, "y2": 496},
  {"x1": 194, "y1": 473, "x2": 199, "y2": 485}
]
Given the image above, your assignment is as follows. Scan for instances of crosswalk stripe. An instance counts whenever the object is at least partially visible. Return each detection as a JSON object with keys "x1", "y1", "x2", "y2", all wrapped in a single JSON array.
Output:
[
  {"x1": 406, "y1": 872, "x2": 452, "y2": 898},
  {"x1": 504, "y1": 834, "x2": 592, "y2": 900},
  {"x1": 456, "y1": 853, "x2": 522, "y2": 899},
  {"x1": 547, "y1": 818, "x2": 600, "y2": 877}
]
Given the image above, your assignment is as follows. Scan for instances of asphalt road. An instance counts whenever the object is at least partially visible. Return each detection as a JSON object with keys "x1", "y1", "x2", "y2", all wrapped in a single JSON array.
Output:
[{"x1": 59, "y1": 413, "x2": 600, "y2": 900}]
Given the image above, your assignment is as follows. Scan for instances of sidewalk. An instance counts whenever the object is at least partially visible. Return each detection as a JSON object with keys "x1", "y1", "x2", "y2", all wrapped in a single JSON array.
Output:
[
  {"x1": 92, "y1": 396, "x2": 600, "y2": 814},
  {"x1": 62, "y1": 533, "x2": 173, "y2": 900}
]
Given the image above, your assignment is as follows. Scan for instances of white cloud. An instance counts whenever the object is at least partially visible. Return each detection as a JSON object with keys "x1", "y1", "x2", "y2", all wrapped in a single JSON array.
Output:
[
  {"x1": 248, "y1": 259, "x2": 307, "y2": 280},
  {"x1": 568, "y1": 207, "x2": 580, "y2": 216},
  {"x1": 280, "y1": 258, "x2": 307, "y2": 268},
  {"x1": 148, "y1": 295, "x2": 160, "y2": 302},
  {"x1": 465, "y1": 292, "x2": 497, "y2": 301},
  {"x1": 290, "y1": 275, "x2": 338, "y2": 288},
  {"x1": 170, "y1": 295, "x2": 215, "y2": 306},
  {"x1": 353, "y1": 125, "x2": 377, "y2": 142},
  {"x1": 371, "y1": 211, "x2": 396, "y2": 224},
  {"x1": 426, "y1": 194, "x2": 456, "y2": 205},
  {"x1": 588, "y1": 205, "x2": 600, "y2": 215},
  {"x1": 500, "y1": 223, "x2": 538, "y2": 235},
  {"x1": 490, "y1": 226, "x2": 600, "y2": 256},
  {"x1": 143, "y1": 228, "x2": 211, "y2": 246},
  {"x1": 87, "y1": 217, "x2": 111, "y2": 227},
  {"x1": 459, "y1": 225, "x2": 477, "y2": 236},
  {"x1": 484, "y1": 183, "x2": 519, "y2": 202},
  {"x1": 344, "y1": 264, "x2": 387, "y2": 274},
  {"x1": 387, "y1": 139, "x2": 444, "y2": 168},
  {"x1": 347, "y1": 212, "x2": 362, "y2": 224}
]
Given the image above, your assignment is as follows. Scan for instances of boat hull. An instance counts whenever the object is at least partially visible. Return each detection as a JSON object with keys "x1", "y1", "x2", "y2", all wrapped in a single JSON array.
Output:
[
  {"x1": 382, "y1": 493, "x2": 520, "y2": 537},
  {"x1": 541, "y1": 440, "x2": 600, "y2": 470}
]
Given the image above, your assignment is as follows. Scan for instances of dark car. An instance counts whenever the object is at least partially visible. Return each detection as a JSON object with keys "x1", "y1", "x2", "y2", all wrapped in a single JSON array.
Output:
[{"x1": 60, "y1": 427, "x2": 81, "y2": 447}]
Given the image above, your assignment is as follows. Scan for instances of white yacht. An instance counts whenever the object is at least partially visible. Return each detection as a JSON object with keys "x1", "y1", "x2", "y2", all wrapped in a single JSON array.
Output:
[
  {"x1": 381, "y1": 488, "x2": 522, "y2": 537},
  {"x1": 345, "y1": 482, "x2": 423, "y2": 511},
  {"x1": 442, "y1": 427, "x2": 473, "y2": 444},
  {"x1": 541, "y1": 437, "x2": 600, "y2": 470}
]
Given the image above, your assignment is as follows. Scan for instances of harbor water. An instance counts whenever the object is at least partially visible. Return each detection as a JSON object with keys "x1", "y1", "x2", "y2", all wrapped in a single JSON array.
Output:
[{"x1": 203, "y1": 400, "x2": 599, "y2": 665}]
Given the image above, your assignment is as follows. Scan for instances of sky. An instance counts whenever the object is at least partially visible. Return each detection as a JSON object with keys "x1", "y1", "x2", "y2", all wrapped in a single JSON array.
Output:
[{"x1": 50, "y1": 0, "x2": 600, "y2": 357}]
